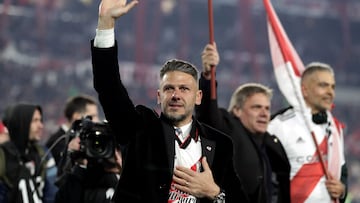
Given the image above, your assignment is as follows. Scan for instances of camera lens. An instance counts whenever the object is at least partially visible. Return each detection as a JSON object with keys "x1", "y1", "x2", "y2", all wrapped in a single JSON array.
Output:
[
  {"x1": 85, "y1": 128, "x2": 114, "y2": 159},
  {"x1": 76, "y1": 120, "x2": 115, "y2": 160},
  {"x1": 91, "y1": 133, "x2": 106, "y2": 153}
]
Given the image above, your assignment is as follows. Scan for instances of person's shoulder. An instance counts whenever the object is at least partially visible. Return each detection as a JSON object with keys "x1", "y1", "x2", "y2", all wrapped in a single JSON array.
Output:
[
  {"x1": 197, "y1": 121, "x2": 231, "y2": 141},
  {"x1": 219, "y1": 108, "x2": 230, "y2": 115},
  {"x1": 45, "y1": 127, "x2": 65, "y2": 147},
  {"x1": 51, "y1": 127, "x2": 66, "y2": 137},
  {"x1": 0, "y1": 142, "x2": 19, "y2": 157},
  {"x1": 218, "y1": 108, "x2": 236, "y2": 123},
  {"x1": 265, "y1": 132, "x2": 284, "y2": 146},
  {"x1": 135, "y1": 105, "x2": 159, "y2": 117},
  {"x1": 270, "y1": 106, "x2": 296, "y2": 122}
]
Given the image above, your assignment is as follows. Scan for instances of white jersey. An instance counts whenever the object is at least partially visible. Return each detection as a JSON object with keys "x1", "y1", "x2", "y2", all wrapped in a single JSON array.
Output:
[
  {"x1": 168, "y1": 124, "x2": 202, "y2": 203},
  {"x1": 268, "y1": 107, "x2": 345, "y2": 203}
]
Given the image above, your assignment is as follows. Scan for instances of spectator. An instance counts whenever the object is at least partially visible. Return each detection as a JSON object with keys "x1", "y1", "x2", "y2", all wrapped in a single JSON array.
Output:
[
  {"x1": 196, "y1": 43, "x2": 290, "y2": 203},
  {"x1": 268, "y1": 62, "x2": 348, "y2": 202},
  {"x1": 55, "y1": 121, "x2": 123, "y2": 203},
  {"x1": 0, "y1": 103, "x2": 58, "y2": 203},
  {"x1": 45, "y1": 94, "x2": 99, "y2": 168}
]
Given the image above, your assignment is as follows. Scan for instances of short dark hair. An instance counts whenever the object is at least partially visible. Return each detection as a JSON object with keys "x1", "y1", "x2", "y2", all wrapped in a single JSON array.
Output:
[
  {"x1": 301, "y1": 62, "x2": 334, "y2": 84},
  {"x1": 64, "y1": 95, "x2": 97, "y2": 121},
  {"x1": 159, "y1": 59, "x2": 199, "y2": 82}
]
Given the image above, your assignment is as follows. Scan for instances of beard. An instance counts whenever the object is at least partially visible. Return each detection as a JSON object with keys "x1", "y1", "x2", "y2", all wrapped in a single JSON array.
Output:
[
  {"x1": 314, "y1": 102, "x2": 330, "y2": 112},
  {"x1": 163, "y1": 112, "x2": 187, "y2": 124}
]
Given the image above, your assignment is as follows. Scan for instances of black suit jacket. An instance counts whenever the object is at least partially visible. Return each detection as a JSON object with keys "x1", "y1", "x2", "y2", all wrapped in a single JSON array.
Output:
[
  {"x1": 196, "y1": 76, "x2": 290, "y2": 203},
  {"x1": 91, "y1": 42, "x2": 247, "y2": 202}
]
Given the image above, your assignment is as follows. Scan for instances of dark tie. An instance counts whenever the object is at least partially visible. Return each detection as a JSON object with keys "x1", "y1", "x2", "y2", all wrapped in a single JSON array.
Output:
[
  {"x1": 175, "y1": 128, "x2": 192, "y2": 149},
  {"x1": 175, "y1": 128, "x2": 183, "y2": 138}
]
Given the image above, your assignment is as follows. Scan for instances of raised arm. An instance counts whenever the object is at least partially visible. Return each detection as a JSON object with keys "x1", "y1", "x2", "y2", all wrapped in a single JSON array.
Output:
[
  {"x1": 201, "y1": 43, "x2": 219, "y2": 80},
  {"x1": 196, "y1": 43, "x2": 230, "y2": 132},
  {"x1": 97, "y1": 0, "x2": 138, "y2": 30},
  {"x1": 91, "y1": 0, "x2": 138, "y2": 145}
]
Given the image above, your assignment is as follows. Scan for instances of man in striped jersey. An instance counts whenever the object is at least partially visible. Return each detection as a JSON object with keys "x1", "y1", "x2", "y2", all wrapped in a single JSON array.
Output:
[{"x1": 268, "y1": 62, "x2": 348, "y2": 203}]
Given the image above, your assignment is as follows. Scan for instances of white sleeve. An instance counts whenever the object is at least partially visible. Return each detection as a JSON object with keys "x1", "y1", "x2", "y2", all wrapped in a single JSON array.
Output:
[{"x1": 93, "y1": 28, "x2": 115, "y2": 48}]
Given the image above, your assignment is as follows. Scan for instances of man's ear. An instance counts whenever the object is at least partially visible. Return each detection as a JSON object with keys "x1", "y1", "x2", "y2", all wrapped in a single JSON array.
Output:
[
  {"x1": 195, "y1": 90, "x2": 202, "y2": 105},
  {"x1": 157, "y1": 90, "x2": 161, "y2": 104},
  {"x1": 72, "y1": 112, "x2": 82, "y2": 121},
  {"x1": 232, "y1": 107, "x2": 242, "y2": 117},
  {"x1": 301, "y1": 84, "x2": 308, "y2": 97}
]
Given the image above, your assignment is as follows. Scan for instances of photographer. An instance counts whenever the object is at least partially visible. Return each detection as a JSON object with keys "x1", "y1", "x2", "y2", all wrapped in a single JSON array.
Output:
[{"x1": 54, "y1": 119, "x2": 123, "y2": 203}]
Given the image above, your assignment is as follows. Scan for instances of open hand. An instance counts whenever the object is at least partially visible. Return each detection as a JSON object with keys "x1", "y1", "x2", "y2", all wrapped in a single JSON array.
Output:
[
  {"x1": 98, "y1": 0, "x2": 139, "y2": 29},
  {"x1": 172, "y1": 157, "x2": 220, "y2": 200}
]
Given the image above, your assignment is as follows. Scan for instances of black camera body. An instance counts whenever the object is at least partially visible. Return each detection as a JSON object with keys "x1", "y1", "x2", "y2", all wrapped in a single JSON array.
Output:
[{"x1": 69, "y1": 117, "x2": 115, "y2": 161}]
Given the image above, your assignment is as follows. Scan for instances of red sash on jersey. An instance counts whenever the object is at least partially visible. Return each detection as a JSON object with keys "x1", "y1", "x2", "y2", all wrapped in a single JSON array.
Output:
[
  {"x1": 328, "y1": 115, "x2": 344, "y2": 203},
  {"x1": 291, "y1": 114, "x2": 344, "y2": 203},
  {"x1": 328, "y1": 115, "x2": 343, "y2": 180},
  {"x1": 291, "y1": 137, "x2": 328, "y2": 203}
]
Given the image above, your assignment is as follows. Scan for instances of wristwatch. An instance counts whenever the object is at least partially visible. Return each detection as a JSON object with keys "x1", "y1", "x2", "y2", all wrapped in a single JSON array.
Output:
[{"x1": 213, "y1": 190, "x2": 225, "y2": 203}]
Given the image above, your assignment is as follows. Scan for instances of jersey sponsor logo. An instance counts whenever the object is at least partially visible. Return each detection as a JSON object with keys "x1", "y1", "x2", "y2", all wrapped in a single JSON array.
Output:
[
  {"x1": 295, "y1": 137, "x2": 304, "y2": 143},
  {"x1": 293, "y1": 154, "x2": 328, "y2": 165}
]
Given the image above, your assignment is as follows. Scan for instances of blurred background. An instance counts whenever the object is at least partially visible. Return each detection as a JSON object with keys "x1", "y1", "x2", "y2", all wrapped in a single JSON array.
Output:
[{"x1": 0, "y1": 0, "x2": 359, "y2": 201}]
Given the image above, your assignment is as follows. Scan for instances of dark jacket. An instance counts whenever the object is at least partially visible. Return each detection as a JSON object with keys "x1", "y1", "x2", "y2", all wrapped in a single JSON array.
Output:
[
  {"x1": 196, "y1": 76, "x2": 290, "y2": 203},
  {"x1": 1, "y1": 104, "x2": 58, "y2": 203},
  {"x1": 55, "y1": 165, "x2": 119, "y2": 203},
  {"x1": 91, "y1": 42, "x2": 247, "y2": 203}
]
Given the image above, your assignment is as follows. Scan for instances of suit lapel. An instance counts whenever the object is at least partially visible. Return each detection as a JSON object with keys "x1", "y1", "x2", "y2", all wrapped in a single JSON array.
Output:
[
  {"x1": 200, "y1": 137, "x2": 216, "y2": 167},
  {"x1": 265, "y1": 134, "x2": 286, "y2": 162},
  {"x1": 195, "y1": 121, "x2": 218, "y2": 168},
  {"x1": 161, "y1": 121, "x2": 176, "y2": 171}
]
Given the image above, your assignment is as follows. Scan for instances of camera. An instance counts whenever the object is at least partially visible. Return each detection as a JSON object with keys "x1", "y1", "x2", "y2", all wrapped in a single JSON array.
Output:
[{"x1": 68, "y1": 117, "x2": 115, "y2": 161}]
